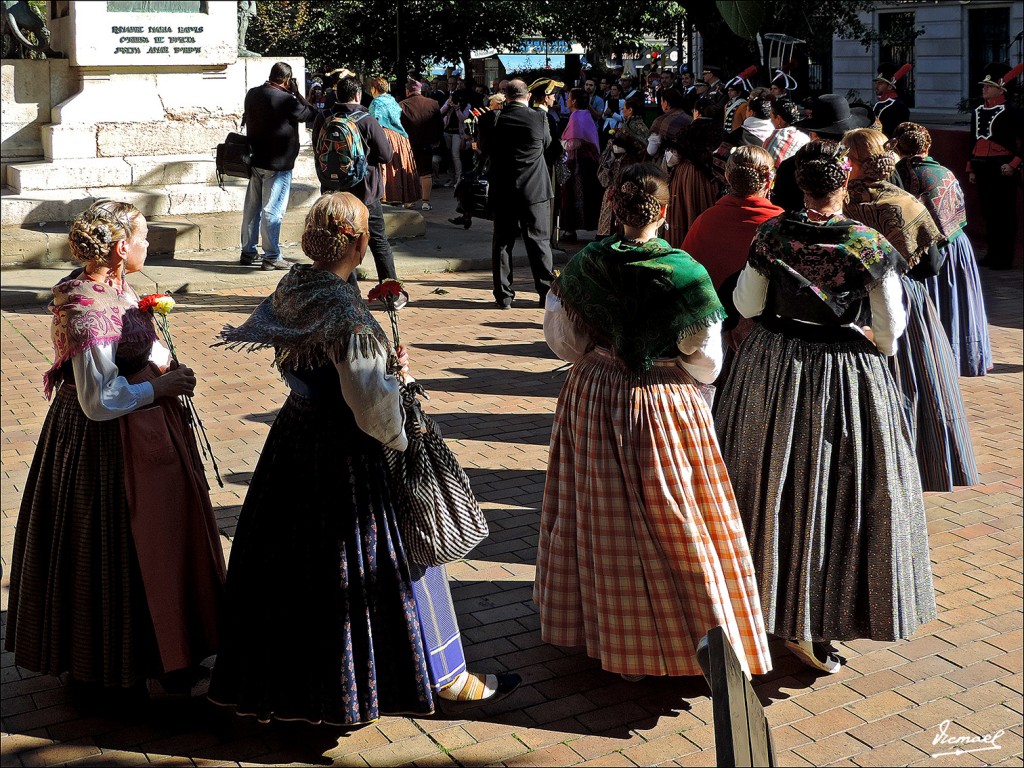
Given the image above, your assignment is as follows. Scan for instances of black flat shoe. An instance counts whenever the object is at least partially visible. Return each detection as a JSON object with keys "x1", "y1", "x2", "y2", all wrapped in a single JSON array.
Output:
[{"x1": 435, "y1": 673, "x2": 522, "y2": 715}]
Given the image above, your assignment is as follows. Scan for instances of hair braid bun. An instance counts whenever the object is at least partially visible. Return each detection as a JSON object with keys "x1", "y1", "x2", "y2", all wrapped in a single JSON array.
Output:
[
  {"x1": 301, "y1": 225, "x2": 353, "y2": 264},
  {"x1": 861, "y1": 151, "x2": 897, "y2": 182},
  {"x1": 889, "y1": 122, "x2": 931, "y2": 156},
  {"x1": 794, "y1": 140, "x2": 850, "y2": 197},
  {"x1": 67, "y1": 201, "x2": 139, "y2": 265},
  {"x1": 613, "y1": 181, "x2": 663, "y2": 228},
  {"x1": 725, "y1": 146, "x2": 774, "y2": 196}
]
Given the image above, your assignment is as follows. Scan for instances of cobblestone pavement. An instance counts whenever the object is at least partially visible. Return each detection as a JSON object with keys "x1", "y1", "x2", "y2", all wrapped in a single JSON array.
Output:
[{"x1": 2, "y1": 268, "x2": 1021, "y2": 768}]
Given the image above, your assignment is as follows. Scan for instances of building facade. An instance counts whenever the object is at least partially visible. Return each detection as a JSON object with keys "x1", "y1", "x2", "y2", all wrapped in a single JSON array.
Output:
[{"x1": 834, "y1": 0, "x2": 1023, "y2": 124}]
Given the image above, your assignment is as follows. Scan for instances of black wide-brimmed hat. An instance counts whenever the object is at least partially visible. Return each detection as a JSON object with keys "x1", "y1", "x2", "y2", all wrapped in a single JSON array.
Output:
[{"x1": 794, "y1": 94, "x2": 872, "y2": 136}]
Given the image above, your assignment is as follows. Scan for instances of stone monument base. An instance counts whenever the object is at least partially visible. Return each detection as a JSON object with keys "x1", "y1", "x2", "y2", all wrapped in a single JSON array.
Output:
[{"x1": 1, "y1": 56, "x2": 317, "y2": 228}]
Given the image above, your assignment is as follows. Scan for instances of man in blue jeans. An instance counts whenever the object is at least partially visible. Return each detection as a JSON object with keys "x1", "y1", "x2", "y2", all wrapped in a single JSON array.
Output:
[
  {"x1": 312, "y1": 75, "x2": 407, "y2": 307},
  {"x1": 240, "y1": 62, "x2": 315, "y2": 270}
]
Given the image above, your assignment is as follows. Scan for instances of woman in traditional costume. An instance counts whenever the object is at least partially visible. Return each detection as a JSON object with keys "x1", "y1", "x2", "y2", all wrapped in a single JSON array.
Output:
[
  {"x1": 5, "y1": 201, "x2": 224, "y2": 696},
  {"x1": 536, "y1": 163, "x2": 772, "y2": 682},
  {"x1": 368, "y1": 77, "x2": 421, "y2": 206},
  {"x1": 559, "y1": 87, "x2": 603, "y2": 243},
  {"x1": 209, "y1": 192, "x2": 519, "y2": 726},
  {"x1": 664, "y1": 96, "x2": 724, "y2": 248},
  {"x1": 683, "y1": 146, "x2": 783, "y2": 380},
  {"x1": 715, "y1": 141, "x2": 936, "y2": 674},
  {"x1": 596, "y1": 95, "x2": 650, "y2": 237},
  {"x1": 889, "y1": 122, "x2": 992, "y2": 376},
  {"x1": 842, "y1": 128, "x2": 978, "y2": 491}
]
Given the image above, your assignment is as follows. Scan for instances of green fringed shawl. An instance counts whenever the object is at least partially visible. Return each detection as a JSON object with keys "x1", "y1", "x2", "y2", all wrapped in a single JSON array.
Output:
[
  {"x1": 216, "y1": 264, "x2": 392, "y2": 373},
  {"x1": 553, "y1": 235, "x2": 725, "y2": 373}
]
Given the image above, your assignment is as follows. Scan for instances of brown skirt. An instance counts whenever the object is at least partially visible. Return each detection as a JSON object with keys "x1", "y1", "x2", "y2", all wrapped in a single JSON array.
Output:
[
  {"x1": 666, "y1": 160, "x2": 719, "y2": 248},
  {"x1": 5, "y1": 377, "x2": 224, "y2": 687},
  {"x1": 382, "y1": 128, "x2": 422, "y2": 204}
]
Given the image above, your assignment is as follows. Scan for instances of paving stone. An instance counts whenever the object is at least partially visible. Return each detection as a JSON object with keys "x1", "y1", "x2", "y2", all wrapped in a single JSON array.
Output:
[{"x1": 1, "y1": 267, "x2": 1021, "y2": 768}]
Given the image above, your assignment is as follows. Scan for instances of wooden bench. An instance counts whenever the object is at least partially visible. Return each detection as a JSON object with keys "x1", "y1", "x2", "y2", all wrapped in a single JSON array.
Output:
[{"x1": 698, "y1": 625, "x2": 776, "y2": 767}]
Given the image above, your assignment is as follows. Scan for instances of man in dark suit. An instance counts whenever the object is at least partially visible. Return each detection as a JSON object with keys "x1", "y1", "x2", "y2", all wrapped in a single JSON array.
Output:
[{"x1": 479, "y1": 79, "x2": 556, "y2": 309}]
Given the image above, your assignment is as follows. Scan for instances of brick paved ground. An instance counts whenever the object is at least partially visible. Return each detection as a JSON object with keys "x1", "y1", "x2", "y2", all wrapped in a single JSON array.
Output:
[{"x1": 1, "y1": 268, "x2": 1021, "y2": 767}]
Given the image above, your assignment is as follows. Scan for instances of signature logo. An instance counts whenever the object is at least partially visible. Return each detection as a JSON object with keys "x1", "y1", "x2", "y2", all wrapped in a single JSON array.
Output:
[{"x1": 931, "y1": 719, "x2": 1006, "y2": 758}]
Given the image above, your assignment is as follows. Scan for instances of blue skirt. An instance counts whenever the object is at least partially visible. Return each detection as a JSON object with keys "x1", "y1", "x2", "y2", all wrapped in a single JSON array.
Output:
[
  {"x1": 925, "y1": 233, "x2": 992, "y2": 377},
  {"x1": 889, "y1": 277, "x2": 979, "y2": 492}
]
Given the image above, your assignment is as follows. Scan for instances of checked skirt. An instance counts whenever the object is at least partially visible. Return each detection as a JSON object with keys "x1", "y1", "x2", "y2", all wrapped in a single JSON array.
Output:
[{"x1": 535, "y1": 348, "x2": 771, "y2": 678}]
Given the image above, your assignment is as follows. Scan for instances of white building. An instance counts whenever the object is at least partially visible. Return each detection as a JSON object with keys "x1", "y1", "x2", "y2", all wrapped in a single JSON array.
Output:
[{"x1": 833, "y1": 0, "x2": 1024, "y2": 124}]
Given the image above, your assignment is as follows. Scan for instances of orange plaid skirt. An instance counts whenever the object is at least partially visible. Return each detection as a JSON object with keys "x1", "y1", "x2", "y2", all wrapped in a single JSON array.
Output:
[{"x1": 535, "y1": 348, "x2": 771, "y2": 677}]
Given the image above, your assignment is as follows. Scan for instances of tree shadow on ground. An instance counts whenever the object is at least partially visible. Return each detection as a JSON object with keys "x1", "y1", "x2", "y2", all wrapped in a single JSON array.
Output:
[
  {"x1": 434, "y1": 411, "x2": 554, "y2": 446},
  {"x1": 417, "y1": 340, "x2": 556, "y2": 360},
  {"x1": 415, "y1": 368, "x2": 565, "y2": 399},
  {"x1": 463, "y1": 467, "x2": 547, "y2": 507},
  {"x1": 149, "y1": 294, "x2": 265, "y2": 316}
]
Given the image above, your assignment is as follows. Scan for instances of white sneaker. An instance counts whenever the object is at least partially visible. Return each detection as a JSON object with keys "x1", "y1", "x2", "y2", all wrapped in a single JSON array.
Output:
[
  {"x1": 784, "y1": 640, "x2": 842, "y2": 674},
  {"x1": 393, "y1": 290, "x2": 409, "y2": 311},
  {"x1": 421, "y1": 202, "x2": 432, "y2": 211}
]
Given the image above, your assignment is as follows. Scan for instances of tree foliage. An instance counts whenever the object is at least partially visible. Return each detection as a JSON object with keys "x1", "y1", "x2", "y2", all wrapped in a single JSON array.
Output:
[{"x1": 245, "y1": 0, "x2": 875, "y2": 86}]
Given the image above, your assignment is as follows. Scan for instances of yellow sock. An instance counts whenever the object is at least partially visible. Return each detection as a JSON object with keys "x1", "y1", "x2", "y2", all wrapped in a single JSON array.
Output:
[{"x1": 437, "y1": 671, "x2": 498, "y2": 701}]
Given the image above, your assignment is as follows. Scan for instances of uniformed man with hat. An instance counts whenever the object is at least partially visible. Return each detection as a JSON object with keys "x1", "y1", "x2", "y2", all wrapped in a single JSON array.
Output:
[
  {"x1": 770, "y1": 69, "x2": 798, "y2": 101},
  {"x1": 528, "y1": 76, "x2": 567, "y2": 243},
  {"x1": 701, "y1": 65, "x2": 727, "y2": 105},
  {"x1": 872, "y1": 62, "x2": 912, "y2": 137},
  {"x1": 968, "y1": 62, "x2": 1024, "y2": 269}
]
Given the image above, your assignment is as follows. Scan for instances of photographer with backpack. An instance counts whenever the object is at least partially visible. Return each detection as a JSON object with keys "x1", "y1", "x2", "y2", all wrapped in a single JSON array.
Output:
[{"x1": 312, "y1": 75, "x2": 407, "y2": 307}]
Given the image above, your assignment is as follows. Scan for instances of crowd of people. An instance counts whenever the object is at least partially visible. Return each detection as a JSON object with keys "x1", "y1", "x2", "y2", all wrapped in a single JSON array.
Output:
[{"x1": 3, "y1": 56, "x2": 1019, "y2": 733}]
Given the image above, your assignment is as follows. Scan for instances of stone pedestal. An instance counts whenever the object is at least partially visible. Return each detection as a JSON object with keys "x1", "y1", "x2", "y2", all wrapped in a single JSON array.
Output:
[{"x1": 1, "y1": 1, "x2": 311, "y2": 228}]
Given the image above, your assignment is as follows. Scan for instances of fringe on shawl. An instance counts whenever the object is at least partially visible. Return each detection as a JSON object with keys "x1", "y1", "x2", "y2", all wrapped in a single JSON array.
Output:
[{"x1": 214, "y1": 328, "x2": 387, "y2": 375}]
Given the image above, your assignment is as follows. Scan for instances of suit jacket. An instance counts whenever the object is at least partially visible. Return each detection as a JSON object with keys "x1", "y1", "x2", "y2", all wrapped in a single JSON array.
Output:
[{"x1": 479, "y1": 101, "x2": 552, "y2": 205}]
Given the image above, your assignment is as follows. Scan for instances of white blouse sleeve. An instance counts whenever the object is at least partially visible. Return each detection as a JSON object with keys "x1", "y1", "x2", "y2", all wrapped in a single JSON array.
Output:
[
  {"x1": 543, "y1": 292, "x2": 594, "y2": 363},
  {"x1": 733, "y1": 264, "x2": 769, "y2": 319},
  {"x1": 149, "y1": 340, "x2": 172, "y2": 369},
  {"x1": 72, "y1": 343, "x2": 155, "y2": 422},
  {"x1": 676, "y1": 321, "x2": 725, "y2": 384},
  {"x1": 334, "y1": 337, "x2": 409, "y2": 452},
  {"x1": 867, "y1": 271, "x2": 908, "y2": 357}
]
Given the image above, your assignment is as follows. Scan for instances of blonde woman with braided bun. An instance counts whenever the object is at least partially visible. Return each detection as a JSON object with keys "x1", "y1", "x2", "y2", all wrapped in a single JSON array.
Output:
[
  {"x1": 212, "y1": 192, "x2": 520, "y2": 726},
  {"x1": 537, "y1": 162, "x2": 772, "y2": 682},
  {"x1": 842, "y1": 128, "x2": 979, "y2": 493},
  {"x1": 6, "y1": 201, "x2": 225, "y2": 698},
  {"x1": 682, "y1": 146, "x2": 784, "y2": 383}
]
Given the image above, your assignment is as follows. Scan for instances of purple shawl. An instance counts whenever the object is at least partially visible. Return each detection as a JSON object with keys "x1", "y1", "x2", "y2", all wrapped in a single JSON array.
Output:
[{"x1": 563, "y1": 109, "x2": 599, "y2": 150}]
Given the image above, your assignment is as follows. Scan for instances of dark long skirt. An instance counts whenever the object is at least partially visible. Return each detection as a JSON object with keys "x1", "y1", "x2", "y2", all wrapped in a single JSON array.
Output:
[
  {"x1": 715, "y1": 324, "x2": 936, "y2": 642},
  {"x1": 925, "y1": 233, "x2": 992, "y2": 377},
  {"x1": 4, "y1": 385, "x2": 161, "y2": 687},
  {"x1": 889, "y1": 277, "x2": 979, "y2": 491},
  {"x1": 207, "y1": 392, "x2": 439, "y2": 726},
  {"x1": 560, "y1": 144, "x2": 602, "y2": 232}
]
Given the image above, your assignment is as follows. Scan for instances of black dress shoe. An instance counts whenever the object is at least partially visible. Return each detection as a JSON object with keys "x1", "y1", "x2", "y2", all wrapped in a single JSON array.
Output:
[
  {"x1": 496, "y1": 301, "x2": 512, "y2": 310},
  {"x1": 435, "y1": 673, "x2": 522, "y2": 715}
]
